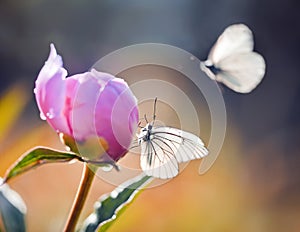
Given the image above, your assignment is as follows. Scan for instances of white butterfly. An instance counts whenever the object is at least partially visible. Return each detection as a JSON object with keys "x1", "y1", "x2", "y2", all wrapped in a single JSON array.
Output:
[
  {"x1": 200, "y1": 24, "x2": 266, "y2": 93},
  {"x1": 135, "y1": 98, "x2": 208, "y2": 179}
]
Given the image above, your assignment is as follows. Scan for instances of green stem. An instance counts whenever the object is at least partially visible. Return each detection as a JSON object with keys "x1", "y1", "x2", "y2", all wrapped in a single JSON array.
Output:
[{"x1": 64, "y1": 163, "x2": 96, "y2": 232}]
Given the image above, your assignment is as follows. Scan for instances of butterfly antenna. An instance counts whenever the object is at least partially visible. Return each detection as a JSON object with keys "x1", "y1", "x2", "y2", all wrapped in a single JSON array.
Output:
[
  {"x1": 152, "y1": 97, "x2": 157, "y2": 125},
  {"x1": 137, "y1": 121, "x2": 143, "y2": 128},
  {"x1": 144, "y1": 114, "x2": 149, "y2": 123}
]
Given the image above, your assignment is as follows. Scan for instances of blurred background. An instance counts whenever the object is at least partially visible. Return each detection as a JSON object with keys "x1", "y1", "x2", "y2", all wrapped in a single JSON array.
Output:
[{"x1": 0, "y1": 0, "x2": 300, "y2": 231}]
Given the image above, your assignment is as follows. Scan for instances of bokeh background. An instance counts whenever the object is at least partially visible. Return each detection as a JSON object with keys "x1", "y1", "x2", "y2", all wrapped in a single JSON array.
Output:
[{"x1": 1, "y1": 0, "x2": 300, "y2": 231}]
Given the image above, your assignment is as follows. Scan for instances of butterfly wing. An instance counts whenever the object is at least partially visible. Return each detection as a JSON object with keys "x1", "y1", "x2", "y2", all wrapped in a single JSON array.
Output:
[
  {"x1": 140, "y1": 127, "x2": 208, "y2": 179},
  {"x1": 215, "y1": 52, "x2": 266, "y2": 93},
  {"x1": 209, "y1": 24, "x2": 254, "y2": 64},
  {"x1": 140, "y1": 138, "x2": 179, "y2": 179}
]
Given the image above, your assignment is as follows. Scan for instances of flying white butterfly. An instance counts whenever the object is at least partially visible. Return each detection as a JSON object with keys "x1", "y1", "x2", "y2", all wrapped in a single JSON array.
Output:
[
  {"x1": 200, "y1": 24, "x2": 266, "y2": 93},
  {"x1": 134, "y1": 98, "x2": 208, "y2": 179}
]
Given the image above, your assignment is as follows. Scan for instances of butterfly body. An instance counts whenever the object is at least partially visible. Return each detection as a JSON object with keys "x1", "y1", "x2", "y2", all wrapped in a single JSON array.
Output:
[
  {"x1": 138, "y1": 123, "x2": 153, "y2": 143},
  {"x1": 201, "y1": 60, "x2": 222, "y2": 79}
]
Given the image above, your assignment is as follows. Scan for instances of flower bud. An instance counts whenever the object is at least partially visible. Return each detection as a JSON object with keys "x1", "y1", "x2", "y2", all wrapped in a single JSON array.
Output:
[{"x1": 35, "y1": 44, "x2": 138, "y2": 161}]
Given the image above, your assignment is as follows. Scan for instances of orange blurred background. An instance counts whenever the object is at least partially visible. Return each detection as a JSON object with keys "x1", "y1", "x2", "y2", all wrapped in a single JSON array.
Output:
[{"x1": 1, "y1": 75, "x2": 299, "y2": 232}]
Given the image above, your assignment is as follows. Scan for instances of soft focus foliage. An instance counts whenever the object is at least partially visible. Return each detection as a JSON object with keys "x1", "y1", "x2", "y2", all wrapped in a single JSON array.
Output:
[
  {"x1": 0, "y1": 178, "x2": 26, "y2": 232},
  {"x1": 0, "y1": 84, "x2": 29, "y2": 143}
]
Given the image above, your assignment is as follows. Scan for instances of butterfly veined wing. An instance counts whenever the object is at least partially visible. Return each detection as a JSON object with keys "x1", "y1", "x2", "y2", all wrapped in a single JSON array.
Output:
[
  {"x1": 140, "y1": 137, "x2": 179, "y2": 179},
  {"x1": 215, "y1": 52, "x2": 266, "y2": 93},
  {"x1": 209, "y1": 24, "x2": 254, "y2": 64},
  {"x1": 152, "y1": 127, "x2": 208, "y2": 162},
  {"x1": 140, "y1": 127, "x2": 208, "y2": 179}
]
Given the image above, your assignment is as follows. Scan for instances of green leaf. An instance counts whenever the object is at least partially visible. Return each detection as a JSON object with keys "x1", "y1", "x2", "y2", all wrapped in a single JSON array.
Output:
[
  {"x1": 80, "y1": 173, "x2": 153, "y2": 232},
  {"x1": 3, "y1": 146, "x2": 83, "y2": 183},
  {"x1": 0, "y1": 178, "x2": 26, "y2": 232}
]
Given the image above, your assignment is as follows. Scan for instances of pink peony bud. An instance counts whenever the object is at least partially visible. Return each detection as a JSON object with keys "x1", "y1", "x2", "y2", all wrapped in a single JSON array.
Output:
[{"x1": 34, "y1": 44, "x2": 139, "y2": 161}]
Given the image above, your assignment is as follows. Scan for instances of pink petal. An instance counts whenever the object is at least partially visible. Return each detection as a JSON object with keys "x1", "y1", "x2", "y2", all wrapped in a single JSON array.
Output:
[
  {"x1": 34, "y1": 44, "x2": 71, "y2": 135},
  {"x1": 67, "y1": 72, "x2": 102, "y2": 141},
  {"x1": 95, "y1": 78, "x2": 138, "y2": 160}
]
